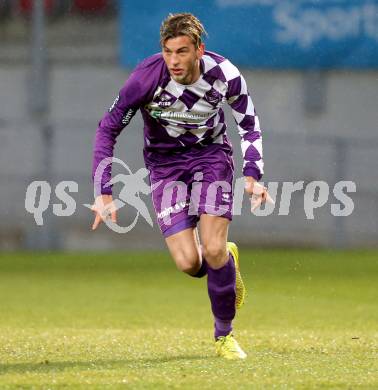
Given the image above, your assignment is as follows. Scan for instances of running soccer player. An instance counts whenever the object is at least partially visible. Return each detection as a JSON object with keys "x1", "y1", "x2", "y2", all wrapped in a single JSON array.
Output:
[{"x1": 91, "y1": 13, "x2": 270, "y2": 360}]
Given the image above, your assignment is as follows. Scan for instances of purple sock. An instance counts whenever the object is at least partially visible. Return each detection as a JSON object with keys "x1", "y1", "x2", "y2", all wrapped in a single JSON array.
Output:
[
  {"x1": 207, "y1": 254, "x2": 236, "y2": 339},
  {"x1": 192, "y1": 258, "x2": 208, "y2": 278},
  {"x1": 214, "y1": 317, "x2": 232, "y2": 339}
]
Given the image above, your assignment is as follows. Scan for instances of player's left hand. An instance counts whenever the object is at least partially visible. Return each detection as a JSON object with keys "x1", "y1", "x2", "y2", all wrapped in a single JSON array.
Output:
[{"x1": 244, "y1": 177, "x2": 275, "y2": 212}]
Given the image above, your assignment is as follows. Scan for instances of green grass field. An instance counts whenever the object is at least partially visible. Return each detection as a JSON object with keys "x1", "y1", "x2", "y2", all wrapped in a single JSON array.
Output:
[{"x1": 0, "y1": 250, "x2": 377, "y2": 389}]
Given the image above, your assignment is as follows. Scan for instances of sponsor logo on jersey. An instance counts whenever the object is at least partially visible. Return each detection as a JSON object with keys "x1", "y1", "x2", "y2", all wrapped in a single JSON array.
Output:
[
  {"x1": 160, "y1": 93, "x2": 171, "y2": 102},
  {"x1": 204, "y1": 89, "x2": 223, "y2": 106},
  {"x1": 150, "y1": 110, "x2": 212, "y2": 122},
  {"x1": 155, "y1": 92, "x2": 176, "y2": 108},
  {"x1": 121, "y1": 108, "x2": 135, "y2": 125},
  {"x1": 222, "y1": 192, "x2": 231, "y2": 203},
  {"x1": 157, "y1": 201, "x2": 189, "y2": 219},
  {"x1": 108, "y1": 95, "x2": 120, "y2": 112}
]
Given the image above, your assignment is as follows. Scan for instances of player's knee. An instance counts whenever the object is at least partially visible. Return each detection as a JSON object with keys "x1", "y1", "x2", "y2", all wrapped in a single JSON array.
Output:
[
  {"x1": 202, "y1": 242, "x2": 227, "y2": 268},
  {"x1": 176, "y1": 261, "x2": 198, "y2": 275},
  {"x1": 172, "y1": 251, "x2": 200, "y2": 275}
]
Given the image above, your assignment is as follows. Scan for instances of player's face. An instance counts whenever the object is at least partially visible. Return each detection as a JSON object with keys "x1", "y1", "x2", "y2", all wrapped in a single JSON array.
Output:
[{"x1": 162, "y1": 35, "x2": 204, "y2": 85}]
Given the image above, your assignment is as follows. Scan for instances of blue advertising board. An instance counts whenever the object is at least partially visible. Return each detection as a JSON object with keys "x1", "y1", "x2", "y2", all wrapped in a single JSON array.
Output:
[{"x1": 119, "y1": 0, "x2": 378, "y2": 69}]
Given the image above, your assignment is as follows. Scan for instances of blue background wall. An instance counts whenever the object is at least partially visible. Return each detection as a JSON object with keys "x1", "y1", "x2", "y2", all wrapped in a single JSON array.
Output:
[{"x1": 120, "y1": 0, "x2": 378, "y2": 69}]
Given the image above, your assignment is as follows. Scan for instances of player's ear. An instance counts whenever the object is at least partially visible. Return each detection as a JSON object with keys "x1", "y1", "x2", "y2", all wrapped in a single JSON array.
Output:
[{"x1": 197, "y1": 43, "x2": 205, "y2": 58}]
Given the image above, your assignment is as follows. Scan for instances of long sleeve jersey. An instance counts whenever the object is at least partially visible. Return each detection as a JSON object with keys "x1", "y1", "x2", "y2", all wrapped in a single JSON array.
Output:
[{"x1": 93, "y1": 50, "x2": 264, "y2": 194}]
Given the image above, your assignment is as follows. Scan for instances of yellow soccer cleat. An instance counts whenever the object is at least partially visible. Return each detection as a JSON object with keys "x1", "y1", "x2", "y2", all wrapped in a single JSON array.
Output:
[
  {"x1": 215, "y1": 333, "x2": 247, "y2": 360},
  {"x1": 227, "y1": 242, "x2": 246, "y2": 309}
]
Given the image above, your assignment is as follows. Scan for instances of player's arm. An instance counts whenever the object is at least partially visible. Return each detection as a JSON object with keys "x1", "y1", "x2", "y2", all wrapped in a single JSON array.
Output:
[
  {"x1": 226, "y1": 69, "x2": 272, "y2": 210},
  {"x1": 91, "y1": 71, "x2": 143, "y2": 229}
]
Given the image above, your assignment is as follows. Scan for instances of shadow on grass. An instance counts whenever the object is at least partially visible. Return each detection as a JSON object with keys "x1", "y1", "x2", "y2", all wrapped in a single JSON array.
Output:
[{"x1": 0, "y1": 354, "x2": 214, "y2": 375}]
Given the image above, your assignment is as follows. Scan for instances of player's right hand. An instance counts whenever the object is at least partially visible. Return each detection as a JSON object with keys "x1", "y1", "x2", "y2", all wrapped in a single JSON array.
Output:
[{"x1": 91, "y1": 194, "x2": 117, "y2": 230}]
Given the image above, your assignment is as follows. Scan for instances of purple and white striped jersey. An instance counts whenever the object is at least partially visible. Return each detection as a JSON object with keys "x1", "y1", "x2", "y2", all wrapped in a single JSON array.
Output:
[{"x1": 93, "y1": 51, "x2": 264, "y2": 194}]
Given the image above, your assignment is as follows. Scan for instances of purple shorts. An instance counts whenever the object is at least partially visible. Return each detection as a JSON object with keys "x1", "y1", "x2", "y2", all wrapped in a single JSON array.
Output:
[{"x1": 144, "y1": 143, "x2": 234, "y2": 237}]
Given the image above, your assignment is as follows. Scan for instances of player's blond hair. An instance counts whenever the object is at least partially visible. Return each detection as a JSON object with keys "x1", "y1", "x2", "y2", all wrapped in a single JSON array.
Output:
[{"x1": 160, "y1": 13, "x2": 207, "y2": 49}]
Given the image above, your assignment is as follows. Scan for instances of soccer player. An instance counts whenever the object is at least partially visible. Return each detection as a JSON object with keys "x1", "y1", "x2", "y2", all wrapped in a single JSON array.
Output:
[{"x1": 91, "y1": 13, "x2": 270, "y2": 360}]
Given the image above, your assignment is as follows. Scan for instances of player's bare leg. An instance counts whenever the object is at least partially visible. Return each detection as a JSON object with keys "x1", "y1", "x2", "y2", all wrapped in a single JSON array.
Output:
[
  {"x1": 165, "y1": 227, "x2": 207, "y2": 277},
  {"x1": 200, "y1": 214, "x2": 229, "y2": 269}
]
